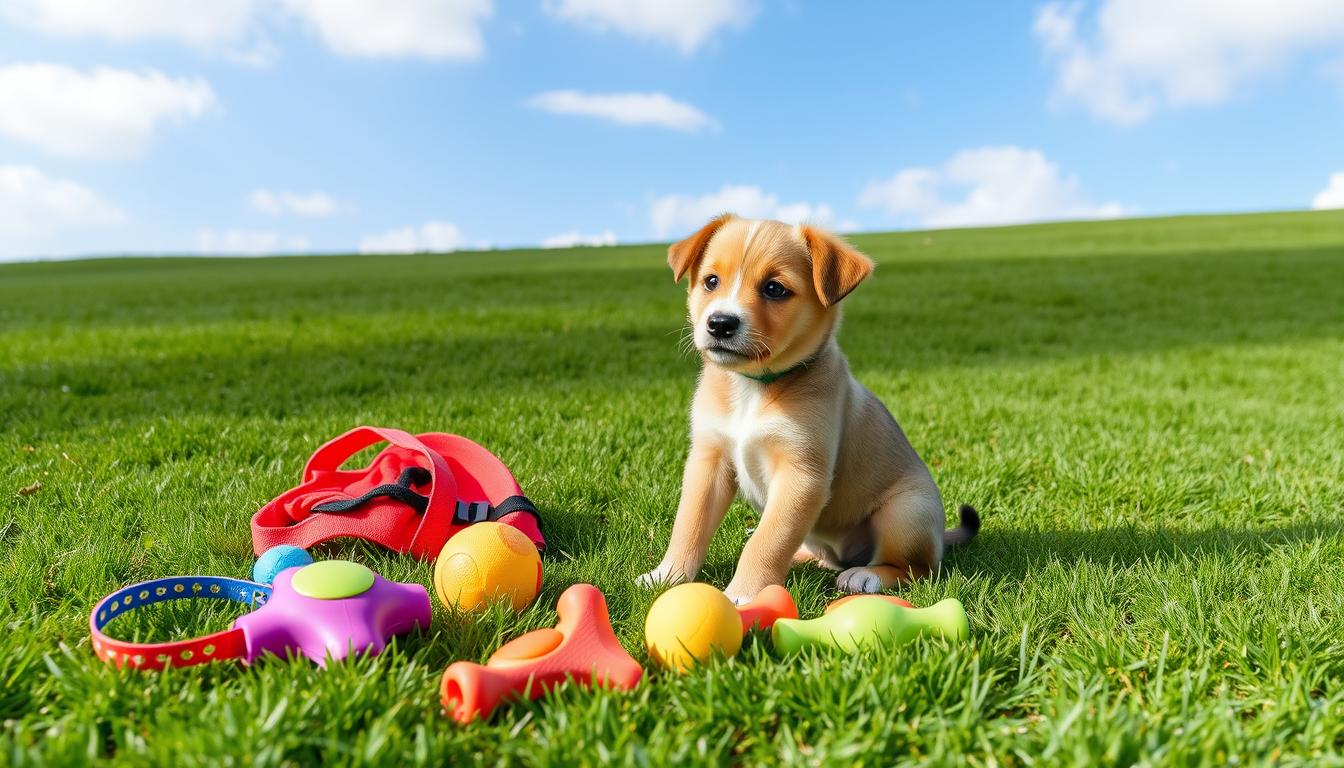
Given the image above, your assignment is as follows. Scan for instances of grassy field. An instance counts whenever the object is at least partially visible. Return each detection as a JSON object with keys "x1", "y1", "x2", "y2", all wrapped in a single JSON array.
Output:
[{"x1": 3, "y1": 210, "x2": 1344, "y2": 766}]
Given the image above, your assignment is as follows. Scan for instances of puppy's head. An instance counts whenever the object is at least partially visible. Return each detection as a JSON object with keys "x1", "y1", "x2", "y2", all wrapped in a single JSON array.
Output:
[{"x1": 667, "y1": 215, "x2": 874, "y2": 375}]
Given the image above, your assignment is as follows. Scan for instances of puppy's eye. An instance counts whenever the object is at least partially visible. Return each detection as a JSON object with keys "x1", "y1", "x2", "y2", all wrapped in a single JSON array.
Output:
[
  {"x1": 762, "y1": 280, "x2": 790, "y2": 300},
  {"x1": 703, "y1": 275, "x2": 719, "y2": 291}
]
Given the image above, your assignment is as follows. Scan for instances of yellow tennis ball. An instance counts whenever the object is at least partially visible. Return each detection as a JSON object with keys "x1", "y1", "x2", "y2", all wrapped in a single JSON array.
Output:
[
  {"x1": 433, "y1": 522, "x2": 542, "y2": 612},
  {"x1": 644, "y1": 583, "x2": 743, "y2": 673}
]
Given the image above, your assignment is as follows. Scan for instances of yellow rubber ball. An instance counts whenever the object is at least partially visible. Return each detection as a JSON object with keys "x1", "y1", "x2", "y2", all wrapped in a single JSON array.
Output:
[
  {"x1": 433, "y1": 522, "x2": 542, "y2": 612},
  {"x1": 643, "y1": 583, "x2": 742, "y2": 673}
]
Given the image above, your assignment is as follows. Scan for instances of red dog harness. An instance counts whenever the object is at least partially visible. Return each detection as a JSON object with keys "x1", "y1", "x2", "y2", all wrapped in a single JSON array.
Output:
[{"x1": 251, "y1": 426, "x2": 544, "y2": 560}]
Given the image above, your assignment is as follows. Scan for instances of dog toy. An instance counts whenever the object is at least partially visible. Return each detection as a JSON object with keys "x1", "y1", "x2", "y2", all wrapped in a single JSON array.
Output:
[
  {"x1": 90, "y1": 560, "x2": 431, "y2": 669},
  {"x1": 252, "y1": 544, "x2": 314, "y2": 585},
  {"x1": 433, "y1": 521, "x2": 542, "y2": 611},
  {"x1": 644, "y1": 584, "x2": 800, "y2": 673},
  {"x1": 771, "y1": 597, "x2": 969, "y2": 655},
  {"x1": 737, "y1": 584, "x2": 799, "y2": 631},
  {"x1": 823, "y1": 593, "x2": 913, "y2": 613},
  {"x1": 252, "y1": 426, "x2": 544, "y2": 560},
  {"x1": 440, "y1": 583, "x2": 642, "y2": 723},
  {"x1": 644, "y1": 583, "x2": 742, "y2": 672}
]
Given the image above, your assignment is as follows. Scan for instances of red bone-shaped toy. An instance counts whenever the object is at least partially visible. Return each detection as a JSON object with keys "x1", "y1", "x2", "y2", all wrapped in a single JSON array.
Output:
[
  {"x1": 440, "y1": 583, "x2": 642, "y2": 723},
  {"x1": 737, "y1": 584, "x2": 799, "y2": 632}
]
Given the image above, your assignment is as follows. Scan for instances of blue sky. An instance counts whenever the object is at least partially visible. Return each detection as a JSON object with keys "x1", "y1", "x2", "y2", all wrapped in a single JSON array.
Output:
[{"x1": 2, "y1": 0, "x2": 1343, "y2": 261}]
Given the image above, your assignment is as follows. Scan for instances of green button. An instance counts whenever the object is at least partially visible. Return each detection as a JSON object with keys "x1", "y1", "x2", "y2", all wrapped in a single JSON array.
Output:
[{"x1": 290, "y1": 561, "x2": 375, "y2": 600}]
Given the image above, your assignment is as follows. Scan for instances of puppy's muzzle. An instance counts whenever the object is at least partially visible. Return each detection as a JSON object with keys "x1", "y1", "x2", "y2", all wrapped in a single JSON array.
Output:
[{"x1": 706, "y1": 313, "x2": 741, "y2": 340}]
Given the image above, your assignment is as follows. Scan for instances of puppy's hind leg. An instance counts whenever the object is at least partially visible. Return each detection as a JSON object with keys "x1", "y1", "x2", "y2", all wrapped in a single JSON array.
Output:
[{"x1": 836, "y1": 490, "x2": 943, "y2": 594}]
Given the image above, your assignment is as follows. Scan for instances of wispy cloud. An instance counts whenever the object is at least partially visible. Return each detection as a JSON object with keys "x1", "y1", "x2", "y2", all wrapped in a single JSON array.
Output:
[
  {"x1": 2, "y1": 0, "x2": 256, "y2": 46},
  {"x1": 1312, "y1": 172, "x2": 1344, "y2": 210},
  {"x1": 1035, "y1": 0, "x2": 1344, "y2": 125},
  {"x1": 0, "y1": 164, "x2": 125, "y2": 259},
  {"x1": 359, "y1": 221, "x2": 466, "y2": 254},
  {"x1": 4, "y1": 0, "x2": 494, "y2": 62},
  {"x1": 649, "y1": 185, "x2": 834, "y2": 238},
  {"x1": 542, "y1": 229, "x2": 618, "y2": 248},
  {"x1": 544, "y1": 0, "x2": 757, "y2": 53},
  {"x1": 195, "y1": 228, "x2": 310, "y2": 255},
  {"x1": 248, "y1": 188, "x2": 342, "y2": 217},
  {"x1": 527, "y1": 90, "x2": 718, "y2": 133},
  {"x1": 859, "y1": 146, "x2": 1127, "y2": 228},
  {"x1": 0, "y1": 63, "x2": 215, "y2": 159},
  {"x1": 281, "y1": 0, "x2": 493, "y2": 60}
]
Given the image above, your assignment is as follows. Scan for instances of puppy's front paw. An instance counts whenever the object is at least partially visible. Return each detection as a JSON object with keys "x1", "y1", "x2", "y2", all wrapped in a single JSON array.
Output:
[
  {"x1": 723, "y1": 588, "x2": 752, "y2": 606},
  {"x1": 724, "y1": 579, "x2": 769, "y2": 605},
  {"x1": 636, "y1": 564, "x2": 686, "y2": 589},
  {"x1": 837, "y1": 566, "x2": 883, "y2": 594}
]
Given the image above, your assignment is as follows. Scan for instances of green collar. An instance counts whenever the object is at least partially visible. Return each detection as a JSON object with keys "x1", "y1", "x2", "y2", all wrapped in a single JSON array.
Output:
[{"x1": 738, "y1": 359, "x2": 811, "y2": 384}]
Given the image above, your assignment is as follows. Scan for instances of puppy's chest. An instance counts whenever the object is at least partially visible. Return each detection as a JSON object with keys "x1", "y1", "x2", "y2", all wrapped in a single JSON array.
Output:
[{"x1": 694, "y1": 387, "x2": 801, "y2": 510}]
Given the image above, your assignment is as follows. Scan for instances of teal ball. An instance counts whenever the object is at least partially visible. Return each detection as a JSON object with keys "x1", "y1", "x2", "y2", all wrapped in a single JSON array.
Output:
[{"x1": 252, "y1": 545, "x2": 314, "y2": 585}]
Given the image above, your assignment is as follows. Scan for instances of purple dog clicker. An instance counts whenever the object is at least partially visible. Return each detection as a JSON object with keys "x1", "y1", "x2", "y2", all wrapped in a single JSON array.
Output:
[{"x1": 90, "y1": 560, "x2": 430, "y2": 670}]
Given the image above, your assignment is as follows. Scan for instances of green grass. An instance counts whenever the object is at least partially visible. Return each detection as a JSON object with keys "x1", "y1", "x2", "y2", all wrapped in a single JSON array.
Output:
[{"x1": 3, "y1": 210, "x2": 1344, "y2": 766}]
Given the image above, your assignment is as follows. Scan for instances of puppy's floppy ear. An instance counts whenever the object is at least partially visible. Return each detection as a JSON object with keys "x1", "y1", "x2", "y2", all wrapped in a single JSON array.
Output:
[
  {"x1": 800, "y1": 225, "x2": 874, "y2": 307},
  {"x1": 668, "y1": 213, "x2": 733, "y2": 283}
]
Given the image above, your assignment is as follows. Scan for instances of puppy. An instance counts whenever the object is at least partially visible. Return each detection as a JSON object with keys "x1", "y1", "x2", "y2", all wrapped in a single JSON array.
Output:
[{"x1": 637, "y1": 214, "x2": 980, "y2": 603}]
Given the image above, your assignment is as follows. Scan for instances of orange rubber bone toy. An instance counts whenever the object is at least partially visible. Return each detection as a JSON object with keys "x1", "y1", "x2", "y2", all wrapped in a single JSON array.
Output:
[
  {"x1": 440, "y1": 583, "x2": 643, "y2": 723},
  {"x1": 737, "y1": 584, "x2": 799, "y2": 632},
  {"x1": 824, "y1": 593, "x2": 914, "y2": 614}
]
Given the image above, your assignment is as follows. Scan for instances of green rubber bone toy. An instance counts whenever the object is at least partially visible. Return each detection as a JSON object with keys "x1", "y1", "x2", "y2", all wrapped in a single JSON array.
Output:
[{"x1": 771, "y1": 596, "x2": 969, "y2": 654}]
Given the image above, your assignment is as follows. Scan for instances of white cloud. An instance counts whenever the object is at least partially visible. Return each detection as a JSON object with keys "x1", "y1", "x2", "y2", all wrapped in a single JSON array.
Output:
[
  {"x1": 0, "y1": 165, "x2": 124, "y2": 259},
  {"x1": 222, "y1": 37, "x2": 283, "y2": 68},
  {"x1": 527, "y1": 90, "x2": 717, "y2": 133},
  {"x1": 1, "y1": 0, "x2": 257, "y2": 46},
  {"x1": 1312, "y1": 172, "x2": 1344, "y2": 209},
  {"x1": 0, "y1": 63, "x2": 215, "y2": 159},
  {"x1": 542, "y1": 229, "x2": 618, "y2": 248},
  {"x1": 281, "y1": 0, "x2": 493, "y2": 60},
  {"x1": 360, "y1": 221, "x2": 464, "y2": 253},
  {"x1": 859, "y1": 146, "x2": 1127, "y2": 228},
  {"x1": 195, "y1": 228, "x2": 310, "y2": 255},
  {"x1": 545, "y1": 0, "x2": 756, "y2": 53},
  {"x1": 649, "y1": 185, "x2": 834, "y2": 238},
  {"x1": 249, "y1": 188, "x2": 341, "y2": 217},
  {"x1": 1035, "y1": 0, "x2": 1344, "y2": 125},
  {"x1": 4, "y1": 1, "x2": 494, "y2": 62}
]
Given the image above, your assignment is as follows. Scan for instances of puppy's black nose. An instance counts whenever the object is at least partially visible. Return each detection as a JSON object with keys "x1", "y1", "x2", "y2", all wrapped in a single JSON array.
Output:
[{"x1": 707, "y1": 313, "x2": 740, "y2": 339}]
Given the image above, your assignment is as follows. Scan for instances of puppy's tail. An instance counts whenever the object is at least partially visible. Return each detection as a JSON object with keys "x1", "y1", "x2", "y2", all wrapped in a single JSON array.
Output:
[{"x1": 943, "y1": 504, "x2": 981, "y2": 547}]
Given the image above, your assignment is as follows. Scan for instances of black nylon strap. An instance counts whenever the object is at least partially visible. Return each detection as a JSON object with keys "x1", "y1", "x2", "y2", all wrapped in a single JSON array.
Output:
[
  {"x1": 452, "y1": 494, "x2": 540, "y2": 525},
  {"x1": 311, "y1": 467, "x2": 541, "y2": 536},
  {"x1": 312, "y1": 467, "x2": 432, "y2": 515},
  {"x1": 490, "y1": 495, "x2": 539, "y2": 519}
]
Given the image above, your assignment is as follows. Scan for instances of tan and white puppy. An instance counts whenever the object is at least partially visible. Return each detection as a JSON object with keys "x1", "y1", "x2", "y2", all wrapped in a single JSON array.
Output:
[{"x1": 638, "y1": 214, "x2": 980, "y2": 603}]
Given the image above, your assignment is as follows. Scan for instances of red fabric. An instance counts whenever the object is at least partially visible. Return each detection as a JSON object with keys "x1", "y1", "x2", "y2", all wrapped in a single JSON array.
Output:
[{"x1": 251, "y1": 426, "x2": 544, "y2": 560}]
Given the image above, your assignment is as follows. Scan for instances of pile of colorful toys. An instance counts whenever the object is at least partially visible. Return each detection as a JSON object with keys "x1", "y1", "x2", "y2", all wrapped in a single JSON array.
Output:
[{"x1": 90, "y1": 426, "x2": 970, "y2": 724}]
